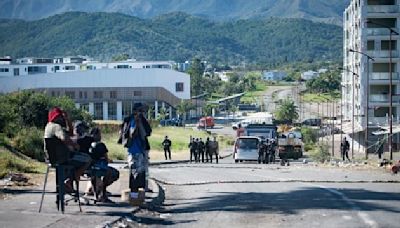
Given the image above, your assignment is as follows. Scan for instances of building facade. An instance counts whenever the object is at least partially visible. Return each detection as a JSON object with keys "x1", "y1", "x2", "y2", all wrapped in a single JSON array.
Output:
[
  {"x1": 262, "y1": 71, "x2": 287, "y2": 81},
  {"x1": 343, "y1": 0, "x2": 400, "y2": 149},
  {"x1": 0, "y1": 57, "x2": 189, "y2": 120}
]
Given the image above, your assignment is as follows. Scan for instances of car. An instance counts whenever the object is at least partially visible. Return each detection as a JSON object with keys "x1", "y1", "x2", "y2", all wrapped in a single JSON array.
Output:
[
  {"x1": 302, "y1": 118, "x2": 322, "y2": 126},
  {"x1": 233, "y1": 136, "x2": 260, "y2": 163},
  {"x1": 197, "y1": 116, "x2": 215, "y2": 129}
]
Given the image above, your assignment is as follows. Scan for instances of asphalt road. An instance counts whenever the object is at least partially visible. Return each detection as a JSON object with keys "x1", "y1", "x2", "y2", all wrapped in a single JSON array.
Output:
[{"x1": 130, "y1": 158, "x2": 400, "y2": 228}]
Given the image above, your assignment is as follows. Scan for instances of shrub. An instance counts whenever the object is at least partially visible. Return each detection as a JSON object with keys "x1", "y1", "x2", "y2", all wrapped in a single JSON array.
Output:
[
  {"x1": 12, "y1": 127, "x2": 45, "y2": 161},
  {"x1": 309, "y1": 143, "x2": 330, "y2": 163},
  {"x1": 301, "y1": 127, "x2": 318, "y2": 144}
]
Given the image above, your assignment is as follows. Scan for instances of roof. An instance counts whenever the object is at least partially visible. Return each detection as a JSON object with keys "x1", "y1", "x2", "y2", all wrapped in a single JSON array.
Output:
[
  {"x1": 341, "y1": 121, "x2": 364, "y2": 134},
  {"x1": 214, "y1": 93, "x2": 245, "y2": 103}
]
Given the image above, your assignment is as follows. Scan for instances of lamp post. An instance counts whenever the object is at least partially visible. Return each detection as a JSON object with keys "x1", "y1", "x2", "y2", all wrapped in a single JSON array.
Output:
[
  {"x1": 367, "y1": 20, "x2": 399, "y2": 160},
  {"x1": 349, "y1": 49, "x2": 374, "y2": 159},
  {"x1": 339, "y1": 67, "x2": 359, "y2": 159}
]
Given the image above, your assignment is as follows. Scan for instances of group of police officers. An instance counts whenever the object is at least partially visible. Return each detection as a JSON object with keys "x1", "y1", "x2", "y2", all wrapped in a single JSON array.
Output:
[{"x1": 188, "y1": 136, "x2": 219, "y2": 163}]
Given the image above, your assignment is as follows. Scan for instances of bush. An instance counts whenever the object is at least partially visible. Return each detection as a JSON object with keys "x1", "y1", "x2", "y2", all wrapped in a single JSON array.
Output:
[
  {"x1": 301, "y1": 127, "x2": 318, "y2": 144},
  {"x1": 12, "y1": 127, "x2": 45, "y2": 161},
  {"x1": 309, "y1": 143, "x2": 330, "y2": 163},
  {"x1": 0, "y1": 148, "x2": 46, "y2": 179}
]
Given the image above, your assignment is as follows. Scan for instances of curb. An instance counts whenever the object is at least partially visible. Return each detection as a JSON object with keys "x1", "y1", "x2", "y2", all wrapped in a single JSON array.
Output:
[{"x1": 149, "y1": 152, "x2": 233, "y2": 166}]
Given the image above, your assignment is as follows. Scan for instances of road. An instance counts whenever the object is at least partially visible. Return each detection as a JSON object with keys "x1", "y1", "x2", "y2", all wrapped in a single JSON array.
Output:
[{"x1": 128, "y1": 158, "x2": 400, "y2": 228}]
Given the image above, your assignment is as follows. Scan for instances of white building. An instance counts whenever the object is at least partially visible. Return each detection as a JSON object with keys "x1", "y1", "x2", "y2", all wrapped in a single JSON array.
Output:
[
  {"x1": 301, "y1": 70, "x2": 319, "y2": 80},
  {"x1": 0, "y1": 57, "x2": 189, "y2": 120},
  {"x1": 262, "y1": 71, "x2": 287, "y2": 81},
  {"x1": 343, "y1": 0, "x2": 400, "y2": 150}
]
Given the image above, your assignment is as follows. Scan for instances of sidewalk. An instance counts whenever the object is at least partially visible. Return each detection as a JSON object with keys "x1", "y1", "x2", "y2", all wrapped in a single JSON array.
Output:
[{"x1": 0, "y1": 169, "x2": 160, "y2": 228}]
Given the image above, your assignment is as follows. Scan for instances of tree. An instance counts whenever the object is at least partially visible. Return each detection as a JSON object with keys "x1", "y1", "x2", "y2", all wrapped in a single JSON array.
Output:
[
  {"x1": 176, "y1": 100, "x2": 194, "y2": 120},
  {"x1": 274, "y1": 98, "x2": 299, "y2": 123},
  {"x1": 187, "y1": 58, "x2": 205, "y2": 96}
]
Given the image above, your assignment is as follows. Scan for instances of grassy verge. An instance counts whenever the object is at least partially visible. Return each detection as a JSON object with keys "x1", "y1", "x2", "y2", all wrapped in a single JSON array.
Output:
[
  {"x1": 241, "y1": 83, "x2": 267, "y2": 104},
  {"x1": 103, "y1": 126, "x2": 235, "y2": 161},
  {"x1": 302, "y1": 91, "x2": 340, "y2": 103},
  {"x1": 0, "y1": 147, "x2": 46, "y2": 179}
]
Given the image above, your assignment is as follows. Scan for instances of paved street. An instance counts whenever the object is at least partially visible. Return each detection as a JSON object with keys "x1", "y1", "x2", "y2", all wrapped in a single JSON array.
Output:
[{"x1": 131, "y1": 157, "x2": 400, "y2": 228}]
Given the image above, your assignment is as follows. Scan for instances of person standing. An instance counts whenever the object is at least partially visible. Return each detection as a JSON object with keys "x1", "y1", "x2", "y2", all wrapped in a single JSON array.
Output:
[
  {"x1": 205, "y1": 137, "x2": 211, "y2": 162},
  {"x1": 162, "y1": 136, "x2": 172, "y2": 160},
  {"x1": 199, "y1": 138, "x2": 205, "y2": 163},
  {"x1": 341, "y1": 137, "x2": 351, "y2": 161},
  {"x1": 236, "y1": 123, "x2": 245, "y2": 137}
]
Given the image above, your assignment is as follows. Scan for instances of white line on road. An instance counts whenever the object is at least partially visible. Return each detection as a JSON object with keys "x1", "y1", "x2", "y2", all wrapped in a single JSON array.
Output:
[{"x1": 308, "y1": 184, "x2": 378, "y2": 228}]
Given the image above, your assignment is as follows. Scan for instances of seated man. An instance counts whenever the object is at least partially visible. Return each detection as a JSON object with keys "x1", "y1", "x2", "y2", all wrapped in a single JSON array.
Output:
[
  {"x1": 44, "y1": 107, "x2": 91, "y2": 193},
  {"x1": 88, "y1": 127, "x2": 120, "y2": 202}
]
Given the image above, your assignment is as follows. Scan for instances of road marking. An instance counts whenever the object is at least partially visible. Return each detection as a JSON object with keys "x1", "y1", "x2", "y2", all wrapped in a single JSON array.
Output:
[{"x1": 309, "y1": 184, "x2": 378, "y2": 228}]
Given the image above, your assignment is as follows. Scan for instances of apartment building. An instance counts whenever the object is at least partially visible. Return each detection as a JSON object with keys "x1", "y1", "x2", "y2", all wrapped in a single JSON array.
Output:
[
  {"x1": 343, "y1": 0, "x2": 400, "y2": 150},
  {"x1": 0, "y1": 57, "x2": 189, "y2": 120}
]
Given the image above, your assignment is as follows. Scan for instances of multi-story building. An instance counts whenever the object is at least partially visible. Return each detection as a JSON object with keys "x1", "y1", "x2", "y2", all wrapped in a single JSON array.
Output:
[
  {"x1": 262, "y1": 71, "x2": 287, "y2": 81},
  {"x1": 343, "y1": 0, "x2": 400, "y2": 150},
  {"x1": 0, "y1": 57, "x2": 189, "y2": 120}
]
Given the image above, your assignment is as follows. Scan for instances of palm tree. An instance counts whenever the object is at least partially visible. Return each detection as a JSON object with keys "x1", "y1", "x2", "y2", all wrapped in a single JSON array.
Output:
[{"x1": 274, "y1": 98, "x2": 299, "y2": 124}]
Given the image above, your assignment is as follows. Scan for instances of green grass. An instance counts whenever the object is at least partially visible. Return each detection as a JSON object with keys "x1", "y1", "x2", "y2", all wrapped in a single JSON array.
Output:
[
  {"x1": 241, "y1": 83, "x2": 267, "y2": 104},
  {"x1": 103, "y1": 126, "x2": 235, "y2": 160},
  {"x1": 302, "y1": 91, "x2": 341, "y2": 103},
  {"x1": 0, "y1": 147, "x2": 46, "y2": 179}
]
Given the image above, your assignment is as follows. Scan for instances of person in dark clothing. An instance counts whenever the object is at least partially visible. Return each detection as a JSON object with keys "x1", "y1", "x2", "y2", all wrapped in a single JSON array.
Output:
[
  {"x1": 162, "y1": 136, "x2": 172, "y2": 160},
  {"x1": 341, "y1": 137, "x2": 351, "y2": 161},
  {"x1": 188, "y1": 137, "x2": 196, "y2": 163},
  {"x1": 205, "y1": 137, "x2": 211, "y2": 162},
  {"x1": 198, "y1": 138, "x2": 205, "y2": 163}
]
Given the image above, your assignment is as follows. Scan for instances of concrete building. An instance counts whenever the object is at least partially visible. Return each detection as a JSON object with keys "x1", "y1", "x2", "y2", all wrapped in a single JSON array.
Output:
[
  {"x1": 301, "y1": 71, "x2": 319, "y2": 80},
  {"x1": 0, "y1": 57, "x2": 190, "y2": 120},
  {"x1": 262, "y1": 71, "x2": 287, "y2": 81},
  {"x1": 343, "y1": 0, "x2": 400, "y2": 151}
]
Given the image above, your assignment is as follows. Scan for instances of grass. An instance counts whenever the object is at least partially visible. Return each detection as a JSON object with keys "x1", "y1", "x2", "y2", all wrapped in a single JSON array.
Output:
[
  {"x1": 302, "y1": 91, "x2": 341, "y2": 103},
  {"x1": 103, "y1": 126, "x2": 235, "y2": 161},
  {"x1": 0, "y1": 147, "x2": 46, "y2": 179},
  {"x1": 240, "y1": 83, "x2": 267, "y2": 104}
]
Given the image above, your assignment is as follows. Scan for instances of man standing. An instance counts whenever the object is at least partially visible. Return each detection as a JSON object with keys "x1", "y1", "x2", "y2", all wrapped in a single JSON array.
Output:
[
  {"x1": 199, "y1": 138, "x2": 205, "y2": 163},
  {"x1": 341, "y1": 137, "x2": 351, "y2": 161},
  {"x1": 188, "y1": 137, "x2": 196, "y2": 163},
  {"x1": 162, "y1": 136, "x2": 172, "y2": 160}
]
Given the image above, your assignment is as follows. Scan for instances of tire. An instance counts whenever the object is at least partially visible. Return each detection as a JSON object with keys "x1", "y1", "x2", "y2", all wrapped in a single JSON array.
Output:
[{"x1": 235, "y1": 160, "x2": 238, "y2": 163}]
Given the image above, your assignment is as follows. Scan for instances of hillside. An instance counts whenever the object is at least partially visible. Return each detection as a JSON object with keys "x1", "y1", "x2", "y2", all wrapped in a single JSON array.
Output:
[
  {"x1": 0, "y1": 12, "x2": 343, "y2": 65},
  {"x1": 0, "y1": 0, "x2": 350, "y2": 25}
]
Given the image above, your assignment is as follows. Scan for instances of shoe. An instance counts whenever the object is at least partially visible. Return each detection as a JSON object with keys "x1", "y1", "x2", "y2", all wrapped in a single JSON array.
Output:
[{"x1": 99, "y1": 196, "x2": 114, "y2": 203}]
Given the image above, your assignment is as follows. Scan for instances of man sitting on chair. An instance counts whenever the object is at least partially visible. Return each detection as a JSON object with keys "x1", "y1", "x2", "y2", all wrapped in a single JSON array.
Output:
[{"x1": 44, "y1": 107, "x2": 91, "y2": 193}]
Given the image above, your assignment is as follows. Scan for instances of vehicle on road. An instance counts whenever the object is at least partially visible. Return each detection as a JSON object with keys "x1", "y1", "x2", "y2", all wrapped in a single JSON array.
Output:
[
  {"x1": 197, "y1": 116, "x2": 215, "y2": 129},
  {"x1": 278, "y1": 131, "x2": 303, "y2": 160},
  {"x1": 233, "y1": 136, "x2": 260, "y2": 163},
  {"x1": 302, "y1": 118, "x2": 322, "y2": 127},
  {"x1": 244, "y1": 123, "x2": 278, "y2": 163}
]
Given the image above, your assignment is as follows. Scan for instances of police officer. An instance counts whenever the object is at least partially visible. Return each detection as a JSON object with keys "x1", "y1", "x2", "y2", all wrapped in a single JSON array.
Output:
[{"x1": 162, "y1": 135, "x2": 172, "y2": 160}]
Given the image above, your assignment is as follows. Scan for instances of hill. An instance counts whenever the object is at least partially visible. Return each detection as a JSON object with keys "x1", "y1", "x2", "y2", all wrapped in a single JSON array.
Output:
[
  {"x1": 0, "y1": 12, "x2": 342, "y2": 65},
  {"x1": 0, "y1": 0, "x2": 350, "y2": 25}
]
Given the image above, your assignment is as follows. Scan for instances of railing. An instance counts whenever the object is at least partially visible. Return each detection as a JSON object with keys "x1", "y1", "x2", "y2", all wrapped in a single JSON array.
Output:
[
  {"x1": 370, "y1": 72, "x2": 399, "y2": 80},
  {"x1": 370, "y1": 94, "x2": 400, "y2": 103},
  {"x1": 367, "y1": 28, "x2": 399, "y2": 36},
  {"x1": 367, "y1": 50, "x2": 398, "y2": 58},
  {"x1": 367, "y1": 5, "x2": 399, "y2": 13}
]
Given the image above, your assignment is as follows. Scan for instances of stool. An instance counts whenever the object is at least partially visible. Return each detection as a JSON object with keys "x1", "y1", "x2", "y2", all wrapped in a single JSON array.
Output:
[{"x1": 38, "y1": 163, "x2": 82, "y2": 213}]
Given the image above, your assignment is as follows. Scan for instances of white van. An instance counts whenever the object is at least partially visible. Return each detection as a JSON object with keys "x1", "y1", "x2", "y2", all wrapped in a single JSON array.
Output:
[{"x1": 233, "y1": 136, "x2": 260, "y2": 163}]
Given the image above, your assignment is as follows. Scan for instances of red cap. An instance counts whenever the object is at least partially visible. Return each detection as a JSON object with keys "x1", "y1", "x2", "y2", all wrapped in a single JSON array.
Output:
[{"x1": 48, "y1": 107, "x2": 63, "y2": 122}]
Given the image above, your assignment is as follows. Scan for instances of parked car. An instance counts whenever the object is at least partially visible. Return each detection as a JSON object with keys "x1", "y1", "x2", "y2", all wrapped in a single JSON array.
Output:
[
  {"x1": 233, "y1": 136, "x2": 260, "y2": 163},
  {"x1": 302, "y1": 118, "x2": 322, "y2": 126},
  {"x1": 160, "y1": 118, "x2": 184, "y2": 127}
]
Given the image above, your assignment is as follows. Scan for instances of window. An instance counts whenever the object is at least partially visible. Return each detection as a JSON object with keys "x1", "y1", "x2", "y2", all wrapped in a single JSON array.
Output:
[
  {"x1": 108, "y1": 102, "x2": 117, "y2": 120},
  {"x1": 110, "y1": 91, "x2": 117, "y2": 99},
  {"x1": 93, "y1": 91, "x2": 103, "y2": 99},
  {"x1": 27, "y1": 66, "x2": 47, "y2": 74},
  {"x1": 133, "y1": 91, "x2": 142, "y2": 96},
  {"x1": 65, "y1": 66, "x2": 76, "y2": 71},
  {"x1": 367, "y1": 40, "x2": 375, "y2": 50},
  {"x1": 13, "y1": 68, "x2": 19, "y2": 76},
  {"x1": 176, "y1": 82, "x2": 184, "y2": 92},
  {"x1": 0, "y1": 68, "x2": 9, "y2": 72},
  {"x1": 381, "y1": 40, "x2": 397, "y2": 50},
  {"x1": 122, "y1": 101, "x2": 132, "y2": 117},
  {"x1": 117, "y1": 65, "x2": 129, "y2": 69},
  {"x1": 80, "y1": 103, "x2": 89, "y2": 112},
  {"x1": 79, "y1": 91, "x2": 88, "y2": 99},
  {"x1": 65, "y1": 91, "x2": 75, "y2": 99},
  {"x1": 94, "y1": 103, "x2": 103, "y2": 120}
]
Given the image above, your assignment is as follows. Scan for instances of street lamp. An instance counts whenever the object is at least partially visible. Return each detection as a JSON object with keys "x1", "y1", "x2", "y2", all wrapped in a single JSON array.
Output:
[
  {"x1": 339, "y1": 67, "x2": 359, "y2": 159},
  {"x1": 367, "y1": 20, "x2": 399, "y2": 160},
  {"x1": 349, "y1": 49, "x2": 374, "y2": 159}
]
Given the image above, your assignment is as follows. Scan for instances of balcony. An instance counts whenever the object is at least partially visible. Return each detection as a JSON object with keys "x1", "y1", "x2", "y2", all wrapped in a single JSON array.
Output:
[
  {"x1": 367, "y1": 50, "x2": 398, "y2": 58},
  {"x1": 367, "y1": 5, "x2": 399, "y2": 13},
  {"x1": 367, "y1": 28, "x2": 399, "y2": 36},
  {"x1": 370, "y1": 72, "x2": 399, "y2": 80},
  {"x1": 370, "y1": 94, "x2": 400, "y2": 103}
]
